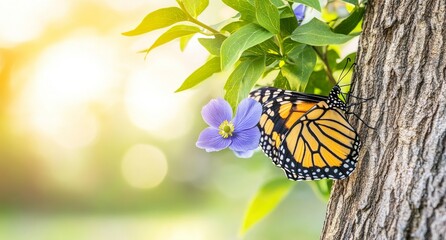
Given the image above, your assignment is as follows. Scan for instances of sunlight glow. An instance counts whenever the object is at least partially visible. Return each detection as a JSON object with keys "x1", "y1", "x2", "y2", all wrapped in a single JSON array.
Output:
[
  {"x1": 38, "y1": 147, "x2": 95, "y2": 193},
  {"x1": 41, "y1": 108, "x2": 99, "y2": 149},
  {"x1": 152, "y1": 217, "x2": 211, "y2": 240},
  {"x1": 17, "y1": 33, "x2": 120, "y2": 149},
  {"x1": 0, "y1": 55, "x2": 4, "y2": 72},
  {"x1": 124, "y1": 53, "x2": 194, "y2": 139},
  {"x1": 100, "y1": 0, "x2": 153, "y2": 11},
  {"x1": 0, "y1": 0, "x2": 69, "y2": 45},
  {"x1": 121, "y1": 144, "x2": 168, "y2": 189},
  {"x1": 30, "y1": 33, "x2": 119, "y2": 105}
]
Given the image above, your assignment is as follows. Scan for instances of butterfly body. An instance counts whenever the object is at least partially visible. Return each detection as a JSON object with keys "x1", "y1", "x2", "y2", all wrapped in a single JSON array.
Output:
[{"x1": 250, "y1": 86, "x2": 361, "y2": 181}]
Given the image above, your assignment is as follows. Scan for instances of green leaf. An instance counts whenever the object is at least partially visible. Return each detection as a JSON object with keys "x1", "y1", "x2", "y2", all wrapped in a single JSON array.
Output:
[
  {"x1": 221, "y1": 21, "x2": 248, "y2": 34},
  {"x1": 291, "y1": 0, "x2": 321, "y2": 12},
  {"x1": 284, "y1": 40, "x2": 305, "y2": 56},
  {"x1": 265, "y1": 56, "x2": 278, "y2": 67},
  {"x1": 281, "y1": 45, "x2": 316, "y2": 91},
  {"x1": 263, "y1": 62, "x2": 279, "y2": 77},
  {"x1": 221, "y1": 23, "x2": 274, "y2": 70},
  {"x1": 270, "y1": 0, "x2": 286, "y2": 7},
  {"x1": 305, "y1": 69, "x2": 332, "y2": 95},
  {"x1": 291, "y1": 18, "x2": 354, "y2": 46},
  {"x1": 224, "y1": 56, "x2": 265, "y2": 110},
  {"x1": 342, "y1": 0, "x2": 359, "y2": 5},
  {"x1": 175, "y1": 57, "x2": 221, "y2": 92},
  {"x1": 142, "y1": 25, "x2": 201, "y2": 54},
  {"x1": 240, "y1": 178, "x2": 294, "y2": 236},
  {"x1": 198, "y1": 36, "x2": 226, "y2": 55},
  {"x1": 244, "y1": 38, "x2": 280, "y2": 56},
  {"x1": 122, "y1": 7, "x2": 187, "y2": 36},
  {"x1": 179, "y1": 35, "x2": 195, "y2": 51},
  {"x1": 279, "y1": 7, "x2": 296, "y2": 19},
  {"x1": 326, "y1": 48, "x2": 341, "y2": 71},
  {"x1": 334, "y1": 52, "x2": 356, "y2": 71},
  {"x1": 179, "y1": 0, "x2": 209, "y2": 17},
  {"x1": 333, "y1": 7, "x2": 365, "y2": 34},
  {"x1": 222, "y1": 0, "x2": 256, "y2": 22},
  {"x1": 309, "y1": 179, "x2": 333, "y2": 202},
  {"x1": 254, "y1": 0, "x2": 280, "y2": 34},
  {"x1": 273, "y1": 71, "x2": 291, "y2": 89}
]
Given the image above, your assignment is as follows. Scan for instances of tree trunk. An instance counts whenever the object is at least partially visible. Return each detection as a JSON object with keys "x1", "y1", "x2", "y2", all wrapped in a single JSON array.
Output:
[{"x1": 321, "y1": 0, "x2": 446, "y2": 239}]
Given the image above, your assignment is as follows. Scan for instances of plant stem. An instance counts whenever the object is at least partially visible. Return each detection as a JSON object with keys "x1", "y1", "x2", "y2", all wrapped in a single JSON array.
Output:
[
  {"x1": 178, "y1": 2, "x2": 223, "y2": 36},
  {"x1": 312, "y1": 46, "x2": 337, "y2": 85},
  {"x1": 189, "y1": 17, "x2": 222, "y2": 35},
  {"x1": 275, "y1": 34, "x2": 284, "y2": 56}
]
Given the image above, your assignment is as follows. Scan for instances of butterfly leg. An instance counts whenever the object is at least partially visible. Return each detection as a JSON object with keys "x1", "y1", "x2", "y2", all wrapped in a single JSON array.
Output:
[{"x1": 345, "y1": 111, "x2": 375, "y2": 130}]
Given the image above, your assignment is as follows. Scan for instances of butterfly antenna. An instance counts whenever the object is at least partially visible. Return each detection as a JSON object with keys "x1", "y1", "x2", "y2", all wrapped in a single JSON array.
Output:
[
  {"x1": 335, "y1": 59, "x2": 352, "y2": 103},
  {"x1": 346, "y1": 62, "x2": 356, "y2": 77},
  {"x1": 337, "y1": 59, "x2": 357, "y2": 84},
  {"x1": 337, "y1": 60, "x2": 357, "y2": 104},
  {"x1": 336, "y1": 58, "x2": 351, "y2": 86}
]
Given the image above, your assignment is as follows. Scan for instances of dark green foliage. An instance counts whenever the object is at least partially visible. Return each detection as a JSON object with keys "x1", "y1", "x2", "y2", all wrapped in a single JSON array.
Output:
[
  {"x1": 124, "y1": 0, "x2": 364, "y2": 104},
  {"x1": 334, "y1": 7, "x2": 365, "y2": 34}
]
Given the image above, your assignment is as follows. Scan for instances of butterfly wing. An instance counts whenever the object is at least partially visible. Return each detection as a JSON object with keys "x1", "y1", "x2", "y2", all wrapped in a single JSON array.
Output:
[
  {"x1": 249, "y1": 87, "x2": 327, "y2": 166},
  {"x1": 279, "y1": 101, "x2": 361, "y2": 180}
]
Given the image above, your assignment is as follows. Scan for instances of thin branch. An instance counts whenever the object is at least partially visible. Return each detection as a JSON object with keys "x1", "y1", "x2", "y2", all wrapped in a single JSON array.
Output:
[
  {"x1": 312, "y1": 46, "x2": 337, "y2": 85},
  {"x1": 275, "y1": 34, "x2": 285, "y2": 56},
  {"x1": 178, "y1": 2, "x2": 223, "y2": 36}
]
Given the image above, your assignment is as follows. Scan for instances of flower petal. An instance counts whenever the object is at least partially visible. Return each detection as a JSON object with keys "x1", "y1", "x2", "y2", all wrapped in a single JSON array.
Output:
[
  {"x1": 196, "y1": 127, "x2": 231, "y2": 152},
  {"x1": 201, "y1": 98, "x2": 233, "y2": 128},
  {"x1": 234, "y1": 150, "x2": 254, "y2": 158},
  {"x1": 294, "y1": 4, "x2": 306, "y2": 22},
  {"x1": 229, "y1": 127, "x2": 260, "y2": 152},
  {"x1": 233, "y1": 98, "x2": 262, "y2": 131}
]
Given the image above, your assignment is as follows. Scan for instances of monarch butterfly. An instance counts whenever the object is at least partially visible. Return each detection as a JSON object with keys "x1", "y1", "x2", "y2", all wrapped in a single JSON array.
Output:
[{"x1": 249, "y1": 85, "x2": 361, "y2": 180}]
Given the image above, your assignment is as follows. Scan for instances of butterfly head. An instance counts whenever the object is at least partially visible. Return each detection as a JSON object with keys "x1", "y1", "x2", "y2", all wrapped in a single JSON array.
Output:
[
  {"x1": 332, "y1": 85, "x2": 341, "y2": 94},
  {"x1": 327, "y1": 85, "x2": 346, "y2": 111}
]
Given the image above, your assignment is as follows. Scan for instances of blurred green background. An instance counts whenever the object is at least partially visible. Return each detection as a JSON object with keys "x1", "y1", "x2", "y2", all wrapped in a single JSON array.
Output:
[{"x1": 0, "y1": 0, "x2": 328, "y2": 239}]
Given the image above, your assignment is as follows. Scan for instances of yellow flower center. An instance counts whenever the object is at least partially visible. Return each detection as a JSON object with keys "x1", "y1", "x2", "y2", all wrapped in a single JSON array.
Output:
[{"x1": 218, "y1": 120, "x2": 234, "y2": 138}]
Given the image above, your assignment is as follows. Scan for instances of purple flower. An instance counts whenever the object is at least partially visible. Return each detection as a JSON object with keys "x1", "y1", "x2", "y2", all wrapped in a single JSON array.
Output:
[
  {"x1": 294, "y1": 4, "x2": 306, "y2": 22},
  {"x1": 196, "y1": 98, "x2": 262, "y2": 158}
]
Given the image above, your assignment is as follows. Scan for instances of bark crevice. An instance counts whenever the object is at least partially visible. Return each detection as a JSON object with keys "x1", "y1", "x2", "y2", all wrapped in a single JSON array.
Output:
[{"x1": 320, "y1": 0, "x2": 446, "y2": 239}]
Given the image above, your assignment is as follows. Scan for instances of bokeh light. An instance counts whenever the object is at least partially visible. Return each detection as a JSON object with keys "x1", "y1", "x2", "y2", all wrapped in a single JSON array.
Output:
[
  {"x1": 121, "y1": 144, "x2": 168, "y2": 189},
  {"x1": 13, "y1": 33, "x2": 121, "y2": 149},
  {"x1": 124, "y1": 54, "x2": 194, "y2": 139},
  {"x1": 0, "y1": 0, "x2": 70, "y2": 46}
]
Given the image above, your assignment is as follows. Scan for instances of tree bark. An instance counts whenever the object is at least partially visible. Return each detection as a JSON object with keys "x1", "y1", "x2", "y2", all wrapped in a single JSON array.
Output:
[{"x1": 321, "y1": 0, "x2": 446, "y2": 239}]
